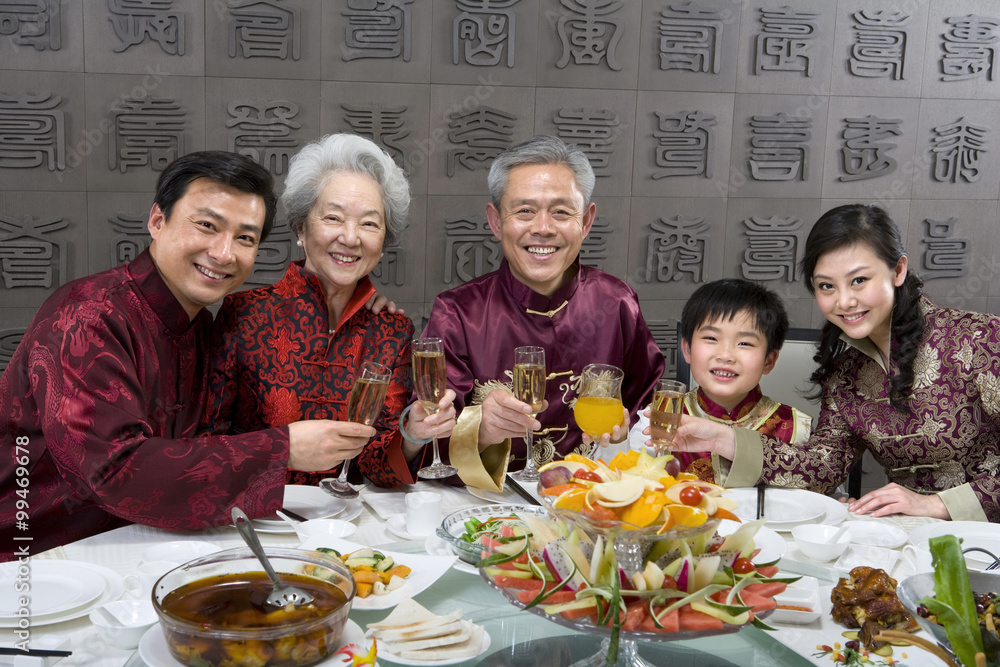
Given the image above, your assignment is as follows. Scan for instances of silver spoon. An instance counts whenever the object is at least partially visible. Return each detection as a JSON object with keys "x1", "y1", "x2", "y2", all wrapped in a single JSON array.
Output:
[{"x1": 231, "y1": 508, "x2": 314, "y2": 607}]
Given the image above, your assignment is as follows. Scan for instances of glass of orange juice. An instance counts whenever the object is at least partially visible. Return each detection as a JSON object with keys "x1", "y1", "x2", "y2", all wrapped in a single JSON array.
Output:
[{"x1": 573, "y1": 364, "x2": 624, "y2": 457}]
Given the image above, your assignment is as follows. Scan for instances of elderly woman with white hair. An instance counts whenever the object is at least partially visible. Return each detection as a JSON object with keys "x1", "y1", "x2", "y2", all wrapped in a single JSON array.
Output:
[{"x1": 202, "y1": 134, "x2": 455, "y2": 487}]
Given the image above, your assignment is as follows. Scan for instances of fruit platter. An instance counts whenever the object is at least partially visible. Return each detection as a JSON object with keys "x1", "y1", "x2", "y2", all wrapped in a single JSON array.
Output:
[{"x1": 475, "y1": 451, "x2": 795, "y2": 666}]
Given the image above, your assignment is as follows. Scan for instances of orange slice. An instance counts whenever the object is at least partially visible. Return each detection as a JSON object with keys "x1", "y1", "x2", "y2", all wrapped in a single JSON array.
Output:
[
  {"x1": 608, "y1": 449, "x2": 639, "y2": 472},
  {"x1": 563, "y1": 453, "x2": 598, "y2": 470},
  {"x1": 665, "y1": 503, "x2": 708, "y2": 527},
  {"x1": 553, "y1": 487, "x2": 589, "y2": 512}
]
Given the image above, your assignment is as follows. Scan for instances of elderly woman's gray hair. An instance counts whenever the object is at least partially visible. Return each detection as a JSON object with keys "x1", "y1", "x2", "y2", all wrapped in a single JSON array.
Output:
[
  {"x1": 282, "y1": 133, "x2": 410, "y2": 245},
  {"x1": 487, "y1": 135, "x2": 596, "y2": 210}
]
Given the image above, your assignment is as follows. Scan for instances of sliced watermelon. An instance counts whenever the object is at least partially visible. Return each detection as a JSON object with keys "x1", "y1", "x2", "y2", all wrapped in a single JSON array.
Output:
[
  {"x1": 621, "y1": 601, "x2": 649, "y2": 631},
  {"x1": 640, "y1": 607, "x2": 679, "y2": 632},
  {"x1": 494, "y1": 575, "x2": 543, "y2": 591},
  {"x1": 743, "y1": 582, "x2": 787, "y2": 598},
  {"x1": 516, "y1": 589, "x2": 577, "y2": 605},
  {"x1": 738, "y1": 590, "x2": 777, "y2": 613},
  {"x1": 678, "y1": 605, "x2": 724, "y2": 631},
  {"x1": 755, "y1": 565, "x2": 780, "y2": 578}
]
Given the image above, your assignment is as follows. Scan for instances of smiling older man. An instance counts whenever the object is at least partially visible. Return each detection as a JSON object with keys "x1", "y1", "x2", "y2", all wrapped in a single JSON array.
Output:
[{"x1": 421, "y1": 136, "x2": 664, "y2": 491}]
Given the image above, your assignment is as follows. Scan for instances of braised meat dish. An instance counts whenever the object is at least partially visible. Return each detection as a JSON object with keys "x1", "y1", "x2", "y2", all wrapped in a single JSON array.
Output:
[{"x1": 831, "y1": 566, "x2": 919, "y2": 649}]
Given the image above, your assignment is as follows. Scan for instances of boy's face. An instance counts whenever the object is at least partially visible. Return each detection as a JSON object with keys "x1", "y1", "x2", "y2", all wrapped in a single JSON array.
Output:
[{"x1": 681, "y1": 310, "x2": 778, "y2": 413}]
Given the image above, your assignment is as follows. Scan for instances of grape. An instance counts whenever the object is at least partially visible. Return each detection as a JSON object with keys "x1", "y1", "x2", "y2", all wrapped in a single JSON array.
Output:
[
  {"x1": 539, "y1": 466, "x2": 572, "y2": 489},
  {"x1": 664, "y1": 457, "x2": 682, "y2": 478}
]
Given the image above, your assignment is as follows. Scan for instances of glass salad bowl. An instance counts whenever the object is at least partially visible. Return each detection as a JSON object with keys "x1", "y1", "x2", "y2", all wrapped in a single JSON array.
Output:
[{"x1": 436, "y1": 503, "x2": 554, "y2": 565}]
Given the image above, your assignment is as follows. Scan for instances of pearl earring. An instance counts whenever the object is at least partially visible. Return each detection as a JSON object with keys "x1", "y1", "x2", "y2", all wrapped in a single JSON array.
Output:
[{"x1": 296, "y1": 239, "x2": 303, "y2": 247}]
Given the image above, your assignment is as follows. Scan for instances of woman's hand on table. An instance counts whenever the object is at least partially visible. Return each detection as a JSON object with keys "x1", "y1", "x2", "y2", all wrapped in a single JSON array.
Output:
[
  {"x1": 669, "y1": 414, "x2": 737, "y2": 460},
  {"x1": 403, "y1": 390, "x2": 457, "y2": 458},
  {"x1": 581, "y1": 406, "x2": 630, "y2": 449},
  {"x1": 848, "y1": 482, "x2": 951, "y2": 520},
  {"x1": 287, "y1": 420, "x2": 375, "y2": 470},
  {"x1": 478, "y1": 389, "x2": 546, "y2": 451}
]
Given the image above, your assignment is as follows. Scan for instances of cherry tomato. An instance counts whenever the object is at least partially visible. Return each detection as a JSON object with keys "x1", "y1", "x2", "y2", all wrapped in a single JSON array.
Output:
[
  {"x1": 707, "y1": 541, "x2": 723, "y2": 552},
  {"x1": 678, "y1": 485, "x2": 703, "y2": 506},
  {"x1": 661, "y1": 575, "x2": 678, "y2": 590},
  {"x1": 573, "y1": 471, "x2": 602, "y2": 483},
  {"x1": 732, "y1": 557, "x2": 756, "y2": 574}
]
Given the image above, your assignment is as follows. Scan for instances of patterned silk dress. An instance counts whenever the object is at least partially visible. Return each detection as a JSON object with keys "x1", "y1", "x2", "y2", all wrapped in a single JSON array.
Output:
[
  {"x1": 0, "y1": 250, "x2": 289, "y2": 561},
  {"x1": 726, "y1": 298, "x2": 1000, "y2": 522},
  {"x1": 201, "y1": 260, "x2": 417, "y2": 488},
  {"x1": 422, "y1": 259, "x2": 665, "y2": 491}
]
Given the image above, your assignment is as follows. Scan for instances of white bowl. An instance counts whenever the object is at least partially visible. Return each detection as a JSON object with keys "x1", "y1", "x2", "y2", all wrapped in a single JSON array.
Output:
[
  {"x1": 89, "y1": 599, "x2": 158, "y2": 649},
  {"x1": 141, "y1": 540, "x2": 220, "y2": 564},
  {"x1": 294, "y1": 518, "x2": 358, "y2": 543},
  {"x1": 792, "y1": 524, "x2": 851, "y2": 562}
]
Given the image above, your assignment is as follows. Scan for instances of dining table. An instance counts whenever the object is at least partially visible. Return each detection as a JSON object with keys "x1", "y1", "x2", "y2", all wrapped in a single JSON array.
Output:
[{"x1": 0, "y1": 481, "x2": 951, "y2": 667}]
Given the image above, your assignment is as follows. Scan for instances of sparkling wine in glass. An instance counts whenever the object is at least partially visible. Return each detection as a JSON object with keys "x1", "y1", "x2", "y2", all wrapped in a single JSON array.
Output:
[
  {"x1": 649, "y1": 379, "x2": 686, "y2": 456},
  {"x1": 509, "y1": 346, "x2": 546, "y2": 483},
  {"x1": 573, "y1": 363, "x2": 625, "y2": 459},
  {"x1": 320, "y1": 361, "x2": 390, "y2": 499},
  {"x1": 414, "y1": 337, "x2": 458, "y2": 480}
]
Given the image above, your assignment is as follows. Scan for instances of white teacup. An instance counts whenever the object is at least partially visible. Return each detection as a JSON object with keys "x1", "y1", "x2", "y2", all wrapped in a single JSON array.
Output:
[
  {"x1": 900, "y1": 545, "x2": 933, "y2": 573},
  {"x1": 125, "y1": 560, "x2": 178, "y2": 602},
  {"x1": 405, "y1": 491, "x2": 442, "y2": 537}
]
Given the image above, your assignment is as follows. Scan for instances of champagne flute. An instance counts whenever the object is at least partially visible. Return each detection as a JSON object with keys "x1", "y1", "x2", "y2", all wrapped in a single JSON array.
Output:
[
  {"x1": 509, "y1": 346, "x2": 546, "y2": 483},
  {"x1": 319, "y1": 361, "x2": 391, "y2": 499},
  {"x1": 573, "y1": 363, "x2": 624, "y2": 459},
  {"x1": 649, "y1": 379, "x2": 686, "y2": 456},
  {"x1": 414, "y1": 337, "x2": 458, "y2": 480}
]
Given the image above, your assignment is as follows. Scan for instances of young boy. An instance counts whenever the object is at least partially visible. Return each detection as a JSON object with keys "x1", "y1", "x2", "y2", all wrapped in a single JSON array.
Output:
[{"x1": 632, "y1": 279, "x2": 812, "y2": 482}]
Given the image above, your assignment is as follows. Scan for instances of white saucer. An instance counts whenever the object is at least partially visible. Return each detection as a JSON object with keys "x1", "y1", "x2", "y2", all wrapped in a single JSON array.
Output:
[
  {"x1": 139, "y1": 619, "x2": 374, "y2": 666},
  {"x1": 0, "y1": 561, "x2": 124, "y2": 628},
  {"x1": 424, "y1": 534, "x2": 478, "y2": 575},
  {"x1": 845, "y1": 521, "x2": 908, "y2": 549},
  {"x1": 385, "y1": 514, "x2": 435, "y2": 541},
  {"x1": 0, "y1": 560, "x2": 104, "y2": 616}
]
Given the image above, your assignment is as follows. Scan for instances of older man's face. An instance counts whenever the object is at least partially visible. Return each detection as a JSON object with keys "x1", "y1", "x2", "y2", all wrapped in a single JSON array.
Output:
[{"x1": 486, "y1": 163, "x2": 595, "y2": 298}]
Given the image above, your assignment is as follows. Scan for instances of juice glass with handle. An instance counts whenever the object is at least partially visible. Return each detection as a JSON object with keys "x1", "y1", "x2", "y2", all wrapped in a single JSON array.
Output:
[
  {"x1": 649, "y1": 378, "x2": 686, "y2": 456},
  {"x1": 414, "y1": 337, "x2": 458, "y2": 479},
  {"x1": 320, "y1": 361, "x2": 391, "y2": 499},
  {"x1": 573, "y1": 364, "x2": 624, "y2": 458},
  {"x1": 509, "y1": 346, "x2": 546, "y2": 483}
]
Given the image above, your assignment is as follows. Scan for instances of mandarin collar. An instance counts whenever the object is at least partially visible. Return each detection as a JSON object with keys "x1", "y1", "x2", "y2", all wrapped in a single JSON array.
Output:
[
  {"x1": 288, "y1": 260, "x2": 376, "y2": 332},
  {"x1": 499, "y1": 257, "x2": 582, "y2": 313},
  {"x1": 129, "y1": 249, "x2": 205, "y2": 335},
  {"x1": 696, "y1": 385, "x2": 764, "y2": 421}
]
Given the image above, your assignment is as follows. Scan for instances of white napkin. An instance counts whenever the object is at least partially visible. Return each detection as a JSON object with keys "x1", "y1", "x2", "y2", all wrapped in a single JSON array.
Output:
[{"x1": 358, "y1": 486, "x2": 407, "y2": 521}]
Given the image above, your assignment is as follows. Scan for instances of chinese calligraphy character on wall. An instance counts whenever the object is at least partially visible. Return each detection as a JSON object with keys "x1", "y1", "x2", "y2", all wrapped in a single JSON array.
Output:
[
  {"x1": 0, "y1": 214, "x2": 67, "y2": 289},
  {"x1": 228, "y1": 0, "x2": 299, "y2": 60},
  {"x1": 580, "y1": 215, "x2": 610, "y2": 270},
  {"x1": 747, "y1": 113, "x2": 811, "y2": 181},
  {"x1": 741, "y1": 216, "x2": 805, "y2": 283},
  {"x1": 245, "y1": 225, "x2": 293, "y2": 287},
  {"x1": 555, "y1": 0, "x2": 624, "y2": 72},
  {"x1": 0, "y1": 0, "x2": 61, "y2": 51},
  {"x1": 109, "y1": 213, "x2": 149, "y2": 266},
  {"x1": 658, "y1": 2, "x2": 723, "y2": 74},
  {"x1": 652, "y1": 110, "x2": 716, "y2": 180},
  {"x1": 941, "y1": 14, "x2": 999, "y2": 82},
  {"x1": 921, "y1": 217, "x2": 969, "y2": 280},
  {"x1": 848, "y1": 10, "x2": 910, "y2": 80},
  {"x1": 446, "y1": 107, "x2": 516, "y2": 177},
  {"x1": 342, "y1": 0, "x2": 412, "y2": 61},
  {"x1": 553, "y1": 108, "x2": 618, "y2": 177},
  {"x1": 227, "y1": 100, "x2": 301, "y2": 175},
  {"x1": 0, "y1": 328, "x2": 26, "y2": 373},
  {"x1": 443, "y1": 215, "x2": 502, "y2": 284},
  {"x1": 643, "y1": 216, "x2": 709, "y2": 284},
  {"x1": 109, "y1": 97, "x2": 185, "y2": 173},
  {"x1": 0, "y1": 93, "x2": 64, "y2": 171},
  {"x1": 342, "y1": 104, "x2": 410, "y2": 169},
  {"x1": 754, "y1": 6, "x2": 817, "y2": 77},
  {"x1": 839, "y1": 115, "x2": 901, "y2": 182},
  {"x1": 931, "y1": 117, "x2": 988, "y2": 183},
  {"x1": 372, "y1": 241, "x2": 405, "y2": 287},
  {"x1": 108, "y1": 0, "x2": 185, "y2": 55},
  {"x1": 646, "y1": 321, "x2": 678, "y2": 378},
  {"x1": 454, "y1": 0, "x2": 519, "y2": 67}
]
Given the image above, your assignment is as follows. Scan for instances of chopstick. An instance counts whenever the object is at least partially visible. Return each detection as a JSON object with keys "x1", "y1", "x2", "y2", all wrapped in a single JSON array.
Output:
[
  {"x1": 505, "y1": 476, "x2": 542, "y2": 506},
  {"x1": 278, "y1": 507, "x2": 309, "y2": 522},
  {"x1": 756, "y1": 483, "x2": 766, "y2": 520},
  {"x1": 0, "y1": 647, "x2": 73, "y2": 657}
]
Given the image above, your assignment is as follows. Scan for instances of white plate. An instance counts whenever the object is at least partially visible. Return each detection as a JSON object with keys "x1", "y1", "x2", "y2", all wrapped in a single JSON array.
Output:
[
  {"x1": 299, "y1": 536, "x2": 456, "y2": 610},
  {"x1": 366, "y1": 624, "x2": 491, "y2": 666},
  {"x1": 139, "y1": 619, "x2": 375, "y2": 667},
  {"x1": 466, "y1": 485, "x2": 518, "y2": 504},
  {"x1": 424, "y1": 534, "x2": 478, "y2": 576},
  {"x1": 729, "y1": 488, "x2": 847, "y2": 531},
  {"x1": 909, "y1": 520, "x2": 1000, "y2": 569},
  {"x1": 385, "y1": 514, "x2": 434, "y2": 541},
  {"x1": 141, "y1": 540, "x2": 221, "y2": 564},
  {"x1": 251, "y1": 485, "x2": 348, "y2": 532},
  {"x1": 770, "y1": 575, "x2": 821, "y2": 625},
  {"x1": 716, "y1": 521, "x2": 787, "y2": 564},
  {"x1": 845, "y1": 521, "x2": 908, "y2": 549},
  {"x1": 769, "y1": 584, "x2": 941, "y2": 666},
  {"x1": 834, "y1": 544, "x2": 900, "y2": 573},
  {"x1": 0, "y1": 561, "x2": 125, "y2": 628},
  {"x1": 0, "y1": 560, "x2": 105, "y2": 616}
]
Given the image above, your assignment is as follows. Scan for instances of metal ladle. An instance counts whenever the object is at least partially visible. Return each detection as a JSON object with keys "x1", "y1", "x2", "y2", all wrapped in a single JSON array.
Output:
[{"x1": 231, "y1": 508, "x2": 315, "y2": 607}]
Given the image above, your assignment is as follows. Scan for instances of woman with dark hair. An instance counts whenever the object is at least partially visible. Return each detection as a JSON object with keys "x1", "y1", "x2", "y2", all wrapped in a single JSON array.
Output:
[{"x1": 670, "y1": 203, "x2": 1000, "y2": 522}]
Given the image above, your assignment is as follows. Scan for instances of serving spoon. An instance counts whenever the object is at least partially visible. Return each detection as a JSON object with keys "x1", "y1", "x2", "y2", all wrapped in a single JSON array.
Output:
[{"x1": 231, "y1": 508, "x2": 315, "y2": 607}]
